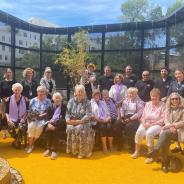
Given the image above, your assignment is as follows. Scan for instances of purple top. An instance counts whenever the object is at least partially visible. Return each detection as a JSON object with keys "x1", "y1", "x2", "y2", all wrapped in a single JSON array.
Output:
[{"x1": 51, "y1": 105, "x2": 61, "y2": 123}]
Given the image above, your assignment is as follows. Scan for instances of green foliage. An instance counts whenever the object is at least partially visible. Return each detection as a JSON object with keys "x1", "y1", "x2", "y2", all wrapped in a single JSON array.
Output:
[
  {"x1": 166, "y1": 0, "x2": 184, "y2": 16},
  {"x1": 149, "y1": 5, "x2": 163, "y2": 20},
  {"x1": 121, "y1": 0, "x2": 148, "y2": 22},
  {"x1": 56, "y1": 30, "x2": 90, "y2": 88}
]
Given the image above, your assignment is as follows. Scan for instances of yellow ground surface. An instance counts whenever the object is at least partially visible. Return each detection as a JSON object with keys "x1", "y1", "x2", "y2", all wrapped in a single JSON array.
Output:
[{"x1": 0, "y1": 137, "x2": 184, "y2": 184}]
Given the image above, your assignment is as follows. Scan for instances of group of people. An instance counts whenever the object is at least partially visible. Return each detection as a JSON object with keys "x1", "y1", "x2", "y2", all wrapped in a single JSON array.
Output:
[{"x1": 0, "y1": 64, "x2": 184, "y2": 173}]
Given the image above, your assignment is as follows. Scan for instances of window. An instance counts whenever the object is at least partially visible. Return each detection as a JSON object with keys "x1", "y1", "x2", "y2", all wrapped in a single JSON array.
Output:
[
  {"x1": 0, "y1": 55, "x2": 2, "y2": 60},
  {"x1": 5, "y1": 55, "x2": 8, "y2": 60},
  {"x1": 2, "y1": 45, "x2": 5, "y2": 51},
  {"x1": 19, "y1": 40, "x2": 23, "y2": 45},
  {"x1": 2, "y1": 36, "x2": 5, "y2": 42},
  {"x1": 24, "y1": 32, "x2": 27, "y2": 37}
]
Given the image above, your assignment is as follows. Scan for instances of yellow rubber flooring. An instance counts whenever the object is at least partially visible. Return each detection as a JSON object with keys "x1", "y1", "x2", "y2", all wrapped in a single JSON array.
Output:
[{"x1": 0, "y1": 137, "x2": 184, "y2": 184}]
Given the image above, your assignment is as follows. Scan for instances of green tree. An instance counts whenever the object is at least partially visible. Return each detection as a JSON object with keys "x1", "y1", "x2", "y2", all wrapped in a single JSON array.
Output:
[
  {"x1": 149, "y1": 5, "x2": 163, "y2": 20},
  {"x1": 121, "y1": 0, "x2": 148, "y2": 22},
  {"x1": 166, "y1": 0, "x2": 184, "y2": 16},
  {"x1": 56, "y1": 30, "x2": 90, "y2": 88}
]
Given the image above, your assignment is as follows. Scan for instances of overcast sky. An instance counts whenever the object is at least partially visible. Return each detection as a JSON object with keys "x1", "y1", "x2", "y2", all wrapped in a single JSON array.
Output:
[{"x1": 0, "y1": 0, "x2": 178, "y2": 27}]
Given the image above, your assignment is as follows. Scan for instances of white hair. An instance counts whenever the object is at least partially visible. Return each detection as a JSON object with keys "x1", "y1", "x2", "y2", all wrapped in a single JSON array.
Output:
[
  {"x1": 52, "y1": 92, "x2": 63, "y2": 101},
  {"x1": 12, "y1": 83, "x2": 23, "y2": 92},
  {"x1": 37, "y1": 85, "x2": 47, "y2": 93}
]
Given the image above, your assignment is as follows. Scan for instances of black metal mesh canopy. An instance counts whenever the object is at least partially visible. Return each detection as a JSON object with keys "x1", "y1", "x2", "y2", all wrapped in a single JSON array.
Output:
[{"x1": 0, "y1": 6, "x2": 184, "y2": 89}]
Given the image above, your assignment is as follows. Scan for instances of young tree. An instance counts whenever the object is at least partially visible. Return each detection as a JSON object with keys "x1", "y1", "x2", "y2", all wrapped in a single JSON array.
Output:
[{"x1": 56, "y1": 30, "x2": 90, "y2": 88}]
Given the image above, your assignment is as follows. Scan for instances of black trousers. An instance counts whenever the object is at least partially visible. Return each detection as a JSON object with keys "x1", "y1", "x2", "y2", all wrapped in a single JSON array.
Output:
[
  {"x1": 114, "y1": 117, "x2": 140, "y2": 150},
  {"x1": 155, "y1": 129, "x2": 178, "y2": 164},
  {"x1": 44, "y1": 122, "x2": 65, "y2": 152},
  {"x1": 124, "y1": 120, "x2": 140, "y2": 150}
]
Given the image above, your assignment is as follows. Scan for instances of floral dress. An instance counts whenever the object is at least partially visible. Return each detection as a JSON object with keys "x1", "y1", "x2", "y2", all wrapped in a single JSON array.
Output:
[{"x1": 65, "y1": 97, "x2": 95, "y2": 157}]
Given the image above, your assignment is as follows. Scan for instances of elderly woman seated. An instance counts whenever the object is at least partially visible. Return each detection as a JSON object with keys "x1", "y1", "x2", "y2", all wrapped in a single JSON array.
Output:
[
  {"x1": 5, "y1": 83, "x2": 29, "y2": 148},
  {"x1": 132, "y1": 88, "x2": 165, "y2": 164},
  {"x1": 91, "y1": 90, "x2": 112, "y2": 154},
  {"x1": 65, "y1": 84, "x2": 94, "y2": 159},
  {"x1": 146, "y1": 93, "x2": 184, "y2": 173},
  {"x1": 43, "y1": 92, "x2": 66, "y2": 160},
  {"x1": 26, "y1": 86, "x2": 51, "y2": 154},
  {"x1": 117, "y1": 87, "x2": 144, "y2": 153}
]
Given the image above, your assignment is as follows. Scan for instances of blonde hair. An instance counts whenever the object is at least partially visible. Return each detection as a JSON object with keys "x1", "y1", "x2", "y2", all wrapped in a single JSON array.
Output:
[
  {"x1": 74, "y1": 84, "x2": 86, "y2": 95},
  {"x1": 52, "y1": 92, "x2": 63, "y2": 101},
  {"x1": 127, "y1": 87, "x2": 138, "y2": 94},
  {"x1": 12, "y1": 83, "x2": 23, "y2": 92},
  {"x1": 92, "y1": 89, "x2": 101, "y2": 98},
  {"x1": 23, "y1": 68, "x2": 35, "y2": 78},
  {"x1": 114, "y1": 73, "x2": 123, "y2": 84},
  {"x1": 102, "y1": 89, "x2": 109, "y2": 95},
  {"x1": 150, "y1": 88, "x2": 161, "y2": 97}
]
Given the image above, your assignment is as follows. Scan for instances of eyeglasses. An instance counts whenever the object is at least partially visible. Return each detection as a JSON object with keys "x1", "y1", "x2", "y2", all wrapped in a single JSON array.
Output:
[
  {"x1": 171, "y1": 98, "x2": 179, "y2": 101},
  {"x1": 143, "y1": 74, "x2": 149, "y2": 76}
]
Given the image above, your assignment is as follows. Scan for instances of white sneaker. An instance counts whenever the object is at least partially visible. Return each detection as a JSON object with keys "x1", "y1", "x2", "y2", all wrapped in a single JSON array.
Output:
[
  {"x1": 131, "y1": 152, "x2": 140, "y2": 159},
  {"x1": 26, "y1": 145, "x2": 34, "y2": 154},
  {"x1": 50, "y1": 152, "x2": 57, "y2": 160},
  {"x1": 86, "y1": 152, "x2": 92, "y2": 158},
  {"x1": 78, "y1": 154, "x2": 84, "y2": 159},
  {"x1": 145, "y1": 158, "x2": 153, "y2": 164},
  {"x1": 43, "y1": 149, "x2": 50, "y2": 157}
]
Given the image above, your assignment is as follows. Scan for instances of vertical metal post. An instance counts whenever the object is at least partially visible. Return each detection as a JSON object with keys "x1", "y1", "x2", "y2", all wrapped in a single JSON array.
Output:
[
  {"x1": 165, "y1": 22, "x2": 170, "y2": 68},
  {"x1": 39, "y1": 33, "x2": 43, "y2": 79},
  {"x1": 11, "y1": 25, "x2": 16, "y2": 79},
  {"x1": 101, "y1": 32, "x2": 105, "y2": 74},
  {"x1": 140, "y1": 29, "x2": 144, "y2": 74}
]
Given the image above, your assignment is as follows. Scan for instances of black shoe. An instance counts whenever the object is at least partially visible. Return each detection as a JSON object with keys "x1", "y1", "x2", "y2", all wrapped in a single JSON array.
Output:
[
  {"x1": 145, "y1": 149, "x2": 159, "y2": 158},
  {"x1": 171, "y1": 147, "x2": 182, "y2": 153}
]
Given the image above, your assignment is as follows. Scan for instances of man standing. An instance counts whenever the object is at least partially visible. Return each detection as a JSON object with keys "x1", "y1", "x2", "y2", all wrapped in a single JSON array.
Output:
[
  {"x1": 98, "y1": 66, "x2": 114, "y2": 91},
  {"x1": 123, "y1": 65, "x2": 137, "y2": 88},
  {"x1": 155, "y1": 67, "x2": 172, "y2": 102},
  {"x1": 135, "y1": 70, "x2": 154, "y2": 102}
]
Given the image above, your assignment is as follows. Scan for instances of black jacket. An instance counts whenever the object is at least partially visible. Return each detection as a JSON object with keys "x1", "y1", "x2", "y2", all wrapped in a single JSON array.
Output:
[{"x1": 155, "y1": 76, "x2": 173, "y2": 98}]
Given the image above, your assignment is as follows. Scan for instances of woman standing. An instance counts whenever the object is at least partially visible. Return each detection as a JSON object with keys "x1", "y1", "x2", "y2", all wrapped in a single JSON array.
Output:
[
  {"x1": 0, "y1": 68, "x2": 16, "y2": 99},
  {"x1": 65, "y1": 85, "x2": 94, "y2": 159},
  {"x1": 0, "y1": 68, "x2": 16, "y2": 139},
  {"x1": 109, "y1": 74, "x2": 127, "y2": 104},
  {"x1": 40, "y1": 67, "x2": 56, "y2": 99},
  {"x1": 21, "y1": 68, "x2": 38, "y2": 100}
]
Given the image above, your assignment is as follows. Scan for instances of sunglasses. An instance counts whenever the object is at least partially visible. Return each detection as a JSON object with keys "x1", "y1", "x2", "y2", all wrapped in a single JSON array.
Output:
[{"x1": 171, "y1": 98, "x2": 179, "y2": 101}]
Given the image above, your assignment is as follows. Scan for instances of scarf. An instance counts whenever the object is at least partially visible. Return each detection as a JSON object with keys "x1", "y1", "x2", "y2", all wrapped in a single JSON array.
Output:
[
  {"x1": 51, "y1": 105, "x2": 61, "y2": 122},
  {"x1": 9, "y1": 94, "x2": 27, "y2": 122},
  {"x1": 114, "y1": 84, "x2": 123, "y2": 102}
]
